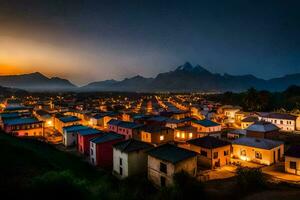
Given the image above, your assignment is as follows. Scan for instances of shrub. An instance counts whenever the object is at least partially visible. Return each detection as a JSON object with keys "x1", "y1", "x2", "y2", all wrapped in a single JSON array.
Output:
[{"x1": 236, "y1": 167, "x2": 266, "y2": 192}]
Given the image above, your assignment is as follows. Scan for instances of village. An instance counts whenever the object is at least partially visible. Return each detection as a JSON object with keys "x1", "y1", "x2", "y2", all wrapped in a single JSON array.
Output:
[{"x1": 1, "y1": 92, "x2": 300, "y2": 189}]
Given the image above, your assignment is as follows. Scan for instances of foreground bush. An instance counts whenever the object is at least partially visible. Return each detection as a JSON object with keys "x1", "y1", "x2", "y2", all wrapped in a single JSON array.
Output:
[
  {"x1": 159, "y1": 171, "x2": 205, "y2": 200},
  {"x1": 236, "y1": 166, "x2": 266, "y2": 191}
]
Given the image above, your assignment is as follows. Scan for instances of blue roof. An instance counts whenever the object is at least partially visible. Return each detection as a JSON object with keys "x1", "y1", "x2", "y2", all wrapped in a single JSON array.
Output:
[
  {"x1": 63, "y1": 125, "x2": 89, "y2": 133},
  {"x1": 4, "y1": 106, "x2": 28, "y2": 111},
  {"x1": 108, "y1": 119, "x2": 143, "y2": 129},
  {"x1": 0, "y1": 112, "x2": 21, "y2": 119},
  {"x1": 193, "y1": 119, "x2": 220, "y2": 127},
  {"x1": 77, "y1": 128, "x2": 103, "y2": 136},
  {"x1": 59, "y1": 116, "x2": 80, "y2": 123},
  {"x1": 90, "y1": 132, "x2": 124, "y2": 144},
  {"x1": 4, "y1": 117, "x2": 40, "y2": 126}
]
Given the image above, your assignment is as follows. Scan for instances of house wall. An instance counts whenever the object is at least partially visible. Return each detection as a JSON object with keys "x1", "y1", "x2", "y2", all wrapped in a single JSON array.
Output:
[
  {"x1": 232, "y1": 144, "x2": 284, "y2": 165},
  {"x1": 78, "y1": 134, "x2": 101, "y2": 155},
  {"x1": 261, "y1": 117, "x2": 296, "y2": 131},
  {"x1": 141, "y1": 129, "x2": 174, "y2": 145},
  {"x1": 54, "y1": 118, "x2": 80, "y2": 134},
  {"x1": 241, "y1": 122, "x2": 254, "y2": 129},
  {"x1": 191, "y1": 122, "x2": 221, "y2": 132},
  {"x1": 63, "y1": 132, "x2": 78, "y2": 147},
  {"x1": 285, "y1": 156, "x2": 300, "y2": 175},
  {"x1": 189, "y1": 144, "x2": 230, "y2": 168},
  {"x1": 95, "y1": 139, "x2": 124, "y2": 168},
  {"x1": 5, "y1": 122, "x2": 44, "y2": 137},
  {"x1": 246, "y1": 130, "x2": 279, "y2": 140},
  {"x1": 296, "y1": 116, "x2": 300, "y2": 131},
  {"x1": 148, "y1": 155, "x2": 196, "y2": 187},
  {"x1": 113, "y1": 149, "x2": 129, "y2": 178},
  {"x1": 128, "y1": 149, "x2": 149, "y2": 176}
]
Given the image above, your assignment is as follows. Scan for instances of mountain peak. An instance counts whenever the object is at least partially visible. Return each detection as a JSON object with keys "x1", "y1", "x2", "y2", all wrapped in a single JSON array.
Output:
[
  {"x1": 175, "y1": 62, "x2": 210, "y2": 74},
  {"x1": 175, "y1": 62, "x2": 193, "y2": 71}
]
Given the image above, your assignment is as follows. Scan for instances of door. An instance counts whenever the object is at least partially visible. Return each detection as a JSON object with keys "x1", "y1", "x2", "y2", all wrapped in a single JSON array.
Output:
[
  {"x1": 278, "y1": 149, "x2": 281, "y2": 161},
  {"x1": 160, "y1": 176, "x2": 166, "y2": 187},
  {"x1": 273, "y1": 151, "x2": 276, "y2": 163}
]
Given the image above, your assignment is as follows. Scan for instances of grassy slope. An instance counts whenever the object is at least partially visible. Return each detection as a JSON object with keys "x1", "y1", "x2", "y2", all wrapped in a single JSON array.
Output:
[{"x1": 0, "y1": 131, "x2": 155, "y2": 200}]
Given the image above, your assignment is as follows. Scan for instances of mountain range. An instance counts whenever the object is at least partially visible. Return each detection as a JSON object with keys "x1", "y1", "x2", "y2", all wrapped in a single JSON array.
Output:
[{"x1": 0, "y1": 62, "x2": 300, "y2": 92}]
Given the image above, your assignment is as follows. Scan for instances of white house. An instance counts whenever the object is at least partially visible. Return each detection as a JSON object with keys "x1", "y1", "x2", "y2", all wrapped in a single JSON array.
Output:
[
  {"x1": 112, "y1": 139, "x2": 153, "y2": 179},
  {"x1": 259, "y1": 113, "x2": 298, "y2": 132},
  {"x1": 62, "y1": 125, "x2": 89, "y2": 147}
]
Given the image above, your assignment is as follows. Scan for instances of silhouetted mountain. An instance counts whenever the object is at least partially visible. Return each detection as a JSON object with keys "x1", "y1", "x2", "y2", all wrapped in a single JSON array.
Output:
[
  {"x1": 0, "y1": 85, "x2": 28, "y2": 96},
  {"x1": 82, "y1": 62, "x2": 300, "y2": 92},
  {"x1": 0, "y1": 72, "x2": 77, "y2": 91}
]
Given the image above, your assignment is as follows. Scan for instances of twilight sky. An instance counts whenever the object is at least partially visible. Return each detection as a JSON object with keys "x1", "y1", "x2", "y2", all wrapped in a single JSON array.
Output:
[{"x1": 0, "y1": 0, "x2": 300, "y2": 85}]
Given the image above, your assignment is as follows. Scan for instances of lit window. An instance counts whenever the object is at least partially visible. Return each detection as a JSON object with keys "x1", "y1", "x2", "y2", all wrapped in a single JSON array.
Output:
[
  {"x1": 181, "y1": 133, "x2": 185, "y2": 139},
  {"x1": 176, "y1": 132, "x2": 180, "y2": 138},
  {"x1": 160, "y1": 135, "x2": 164, "y2": 141},
  {"x1": 189, "y1": 133, "x2": 193, "y2": 138}
]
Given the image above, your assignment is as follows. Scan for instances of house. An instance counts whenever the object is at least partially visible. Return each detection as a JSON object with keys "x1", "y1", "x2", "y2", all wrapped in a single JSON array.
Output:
[
  {"x1": 241, "y1": 116, "x2": 259, "y2": 129},
  {"x1": 285, "y1": 145, "x2": 300, "y2": 175},
  {"x1": 2, "y1": 117, "x2": 44, "y2": 137},
  {"x1": 187, "y1": 136, "x2": 231, "y2": 169},
  {"x1": 108, "y1": 119, "x2": 143, "y2": 139},
  {"x1": 34, "y1": 110, "x2": 53, "y2": 128},
  {"x1": 140, "y1": 126, "x2": 174, "y2": 145},
  {"x1": 227, "y1": 129, "x2": 246, "y2": 139},
  {"x1": 54, "y1": 115, "x2": 81, "y2": 134},
  {"x1": 234, "y1": 111, "x2": 249, "y2": 125},
  {"x1": 246, "y1": 121, "x2": 280, "y2": 139},
  {"x1": 89, "y1": 132, "x2": 124, "y2": 168},
  {"x1": 232, "y1": 137, "x2": 284, "y2": 165},
  {"x1": 259, "y1": 112, "x2": 298, "y2": 132},
  {"x1": 147, "y1": 144, "x2": 197, "y2": 187},
  {"x1": 90, "y1": 112, "x2": 118, "y2": 128},
  {"x1": 222, "y1": 106, "x2": 241, "y2": 123},
  {"x1": 77, "y1": 128, "x2": 103, "y2": 155},
  {"x1": 191, "y1": 119, "x2": 221, "y2": 133},
  {"x1": 113, "y1": 139, "x2": 154, "y2": 179},
  {"x1": 165, "y1": 117, "x2": 194, "y2": 129},
  {"x1": 62, "y1": 125, "x2": 89, "y2": 147},
  {"x1": 174, "y1": 126, "x2": 199, "y2": 142}
]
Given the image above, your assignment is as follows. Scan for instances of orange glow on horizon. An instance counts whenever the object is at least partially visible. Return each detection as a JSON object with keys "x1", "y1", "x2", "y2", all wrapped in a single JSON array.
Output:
[{"x1": 0, "y1": 65, "x2": 28, "y2": 75}]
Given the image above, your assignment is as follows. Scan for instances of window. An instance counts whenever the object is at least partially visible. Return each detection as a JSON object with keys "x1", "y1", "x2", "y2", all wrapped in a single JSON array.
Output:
[
  {"x1": 91, "y1": 149, "x2": 93, "y2": 155},
  {"x1": 160, "y1": 176, "x2": 166, "y2": 187},
  {"x1": 176, "y1": 132, "x2": 180, "y2": 138},
  {"x1": 160, "y1": 135, "x2": 164, "y2": 141},
  {"x1": 240, "y1": 149, "x2": 246, "y2": 156},
  {"x1": 160, "y1": 162, "x2": 167, "y2": 173},
  {"x1": 213, "y1": 152, "x2": 218, "y2": 159},
  {"x1": 119, "y1": 158, "x2": 123, "y2": 166},
  {"x1": 189, "y1": 133, "x2": 193, "y2": 138},
  {"x1": 224, "y1": 150, "x2": 229, "y2": 156},
  {"x1": 200, "y1": 150, "x2": 207, "y2": 157},
  {"x1": 181, "y1": 133, "x2": 185, "y2": 139},
  {"x1": 280, "y1": 120, "x2": 283, "y2": 125},
  {"x1": 290, "y1": 161, "x2": 297, "y2": 169},
  {"x1": 120, "y1": 167, "x2": 123, "y2": 176},
  {"x1": 255, "y1": 151, "x2": 262, "y2": 159}
]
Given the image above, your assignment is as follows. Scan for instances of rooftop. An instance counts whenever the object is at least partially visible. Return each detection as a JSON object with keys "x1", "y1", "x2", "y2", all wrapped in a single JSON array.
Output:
[
  {"x1": 90, "y1": 132, "x2": 124, "y2": 144},
  {"x1": 113, "y1": 139, "x2": 154, "y2": 153},
  {"x1": 147, "y1": 143, "x2": 197, "y2": 164},
  {"x1": 108, "y1": 119, "x2": 143, "y2": 129},
  {"x1": 63, "y1": 125, "x2": 89, "y2": 133},
  {"x1": 193, "y1": 119, "x2": 220, "y2": 127},
  {"x1": 285, "y1": 145, "x2": 300, "y2": 158},
  {"x1": 4, "y1": 117, "x2": 40, "y2": 126},
  {"x1": 246, "y1": 121, "x2": 280, "y2": 132},
  {"x1": 187, "y1": 136, "x2": 231, "y2": 149},
  {"x1": 58, "y1": 116, "x2": 81, "y2": 123},
  {"x1": 77, "y1": 128, "x2": 103, "y2": 136},
  {"x1": 264, "y1": 113, "x2": 298, "y2": 120},
  {"x1": 232, "y1": 137, "x2": 283, "y2": 150}
]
